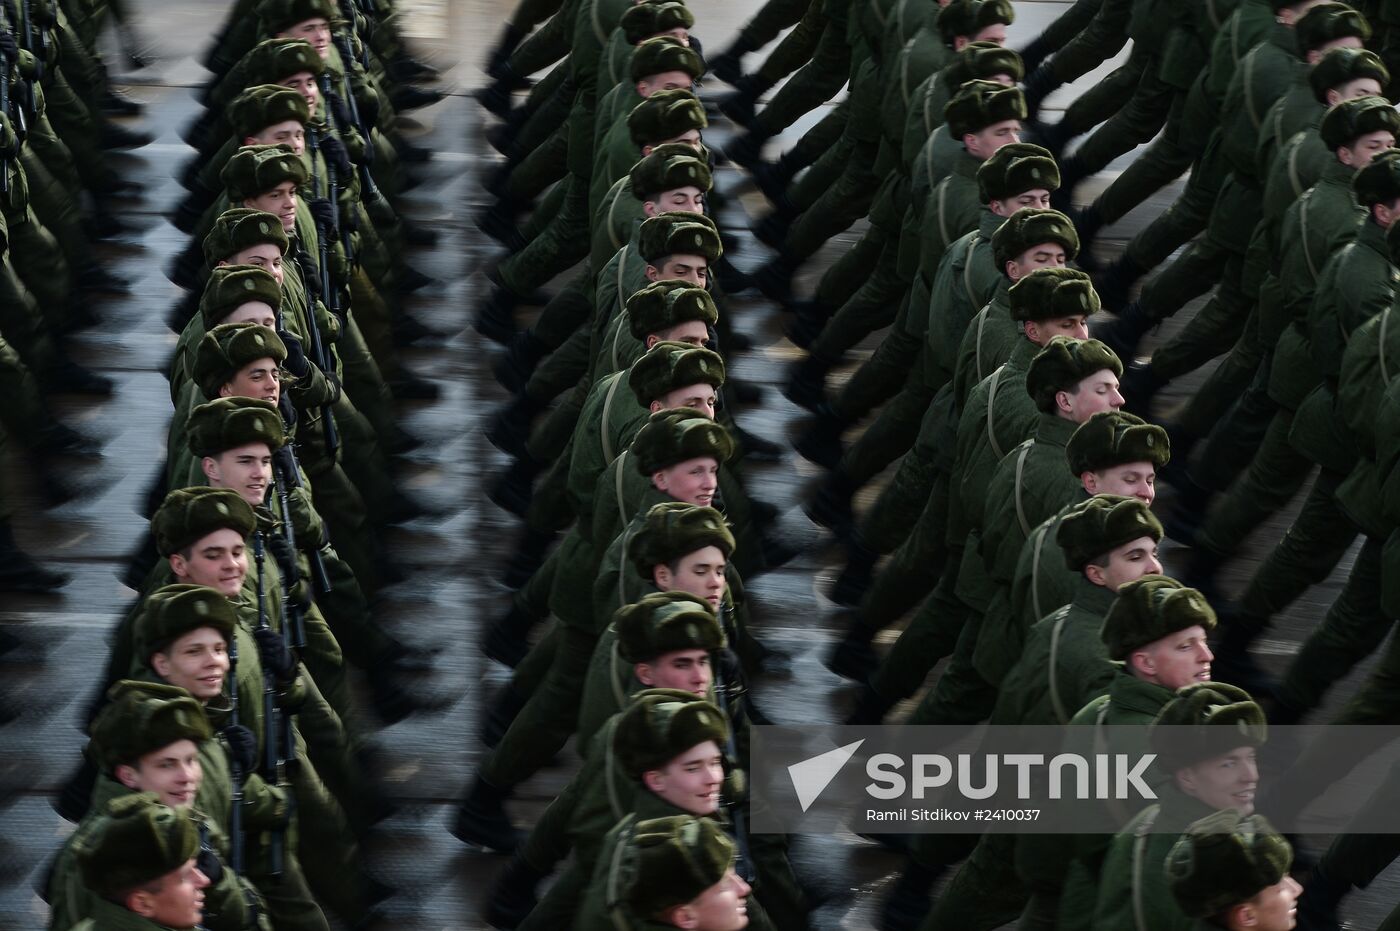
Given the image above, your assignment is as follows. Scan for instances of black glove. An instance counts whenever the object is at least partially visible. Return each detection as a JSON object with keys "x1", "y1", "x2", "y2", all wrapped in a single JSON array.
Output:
[
  {"x1": 196, "y1": 843, "x2": 225, "y2": 886},
  {"x1": 220, "y1": 724, "x2": 258, "y2": 782},
  {"x1": 254, "y1": 626, "x2": 297, "y2": 683},
  {"x1": 308, "y1": 199, "x2": 339, "y2": 239},
  {"x1": 0, "y1": 33, "x2": 18, "y2": 62},
  {"x1": 328, "y1": 90, "x2": 355, "y2": 132},
  {"x1": 277, "y1": 329, "x2": 310, "y2": 378},
  {"x1": 297, "y1": 252, "x2": 323, "y2": 301},
  {"x1": 320, "y1": 133, "x2": 353, "y2": 176},
  {"x1": 1022, "y1": 64, "x2": 1062, "y2": 115},
  {"x1": 1018, "y1": 35, "x2": 1052, "y2": 74},
  {"x1": 271, "y1": 444, "x2": 299, "y2": 485},
  {"x1": 265, "y1": 533, "x2": 301, "y2": 586}
]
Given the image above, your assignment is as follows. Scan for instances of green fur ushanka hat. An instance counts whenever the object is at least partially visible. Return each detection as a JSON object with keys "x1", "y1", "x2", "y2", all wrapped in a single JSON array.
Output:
[
  {"x1": 1101, "y1": 575, "x2": 1217, "y2": 661},
  {"x1": 627, "y1": 502, "x2": 735, "y2": 577},
  {"x1": 1056, "y1": 495, "x2": 1164, "y2": 572},
  {"x1": 76, "y1": 794, "x2": 201, "y2": 897},
  {"x1": 611, "y1": 688, "x2": 730, "y2": 777},
  {"x1": 615, "y1": 591, "x2": 725, "y2": 663}
]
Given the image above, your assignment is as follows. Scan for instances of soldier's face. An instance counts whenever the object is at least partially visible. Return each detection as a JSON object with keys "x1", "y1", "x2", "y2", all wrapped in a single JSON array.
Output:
[
  {"x1": 647, "y1": 255, "x2": 708, "y2": 287},
  {"x1": 1177, "y1": 746, "x2": 1259, "y2": 814},
  {"x1": 1339, "y1": 130, "x2": 1396, "y2": 169},
  {"x1": 971, "y1": 22, "x2": 1007, "y2": 45},
  {"x1": 639, "y1": 70, "x2": 696, "y2": 97},
  {"x1": 990, "y1": 189, "x2": 1052, "y2": 217},
  {"x1": 221, "y1": 301, "x2": 278, "y2": 330},
  {"x1": 963, "y1": 120, "x2": 1021, "y2": 160},
  {"x1": 646, "y1": 128, "x2": 704, "y2": 153},
  {"x1": 224, "y1": 244, "x2": 285, "y2": 285},
  {"x1": 248, "y1": 119, "x2": 306, "y2": 157},
  {"x1": 653, "y1": 383, "x2": 718, "y2": 419},
  {"x1": 651, "y1": 27, "x2": 690, "y2": 46},
  {"x1": 673, "y1": 869, "x2": 752, "y2": 931},
  {"x1": 1085, "y1": 462, "x2": 1157, "y2": 505},
  {"x1": 1326, "y1": 76, "x2": 1384, "y2": 105},
  {"x1": 126, "y1": 858, "x2": 209, "y2": 930},
  {"x1": 637, "y1": 648, "x2": 714, "y2": 696},
  {"x1": 1132, "y1": 624, "x2": 1213, "y2": 690},
  {"x1": 116, "y1": 739, "x2": 204, "y2": 809},
  {"x1": 655, "y1": 544, "x2": 729, "y2": 608},
  {"x1": 279, "y1": 71, "x2": 321, "y2": 111},
  {"x1": 1024, "y1": 314, "x2": 1089, "y2": 346},
  {"x1": 644, "y1": 740, "x2": 725, "y2": 815},
  {"x1": 170, "y1": 529, "x2": 249, "y2": 598},
  {"x1": 220, "y1": 356, "x2": 282, "y2": 405},
  {"x1": 245, "y1": 182, "x2": 299, "y2": 233},
  {"x1": 652, "y1": 457, "x2": 721, "y2": 508},
  {"x1": 1087, "y1": 535, "x2": 1161, "y2": 591},
  {"x1": 1059, "y1": 369, "x2": 1124, "y2": 421},
  {"x1": 203, "y1": 443, "x2": 275, "y2": 507},
  {"x1": 655, "y1": 319, "x2": 711, "y2": 348},
  {"x1": 645, "y1": 185, "x2": 706, "y2": 217},
  {"x1": 1007, "y1": 241, "x2": 1068, "y2": 278},
  {"x1": 280, "y1": 18, "x2": 331, "y2": 58},
  {"x1": 151, "y1": 627, "x2": 231, "y2": 703},
  {"x1": 1234, "y1": 876, "x2": 1302, "y2": 931}
]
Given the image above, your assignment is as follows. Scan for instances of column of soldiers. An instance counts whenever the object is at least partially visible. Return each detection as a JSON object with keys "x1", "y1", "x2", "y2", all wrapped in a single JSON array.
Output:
[
  {"x1": 462, "y1": 0, "x2": 1400, "y2": 927},
  {"x1": 35, "y1": 0, "x2": 453, "y2": 928}
]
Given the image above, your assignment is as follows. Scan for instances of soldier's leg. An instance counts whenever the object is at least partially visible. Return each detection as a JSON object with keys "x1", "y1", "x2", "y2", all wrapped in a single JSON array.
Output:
[
  {"x1": 784, "y1": 130, "x2": 855, "y2": 211},
  {"x1": 1143, "y1": 252, "x2": 1250, "y2": 381},
  {"x1": 347, "y1": 270, "x2": 400, "y2": 378},
  {"x1": 503, "y1": 126, "x2": 570, "y2": 204},
  {"x1": 516, "y1": 181, "x2": 567, "y2": 244},
  {"x1": 733, "y1": 0, "x2": 813, "y2": 56},
  {"x1": 1273, "y1": 533, "x2": 1384, "y2": 717},
  {"x1": 305, "y1": 461, "x2": 380, "y2": 590},
  {"x1": 1054, "y1": 55, "x2": 1145, "y2": 139},
  {"x1": 779, "y1": 105, "x2": 850, "y2": 186},
  {"x1": 867, "y1": 554, "x2": 969, "y2": 707},
  {"x1": 1117, "y1": 135, "x2": 1229, "y2": 273},
  {"x1": 1062, "y1": 58, "x2": 1174, "y2": 179},
  {"x1": 328, "y1": 394, "x2": 396, "y2": 526},
  {"x1": 750, "y1": 829, "x2": 812, "y2": 931},
  {"x1": 523, "y1": 268, "x2": 593, "y2": 351},
  {"x1": 44, "y1": 68, "x2": 121, "y2": 194},
  {"x1": 810, "y1": 213, "x2": 883, "y2": 311},
  {"x1": 5, "y1": 208, "x2": 73, "y2": 326},
  {"x1": 20, "y1": 141, "x2": 89, "y2": 271},
  {"x1": 747, "y1": 22, "x2": 852, "y2": 140},
  {"x1": 904, "y1": 604, "x2": 997, "y2": 726},
  {"x1": 1087, "y1": 91, "x2": 1193, "y2": 226},
  {"x1": 513, "y1": 74, "x2": 574, "y2": 160},
  {"x1": 525, "y1": 335, "x2": 591, "y2": 408},
  {"x1": 1192, "y1": 411, "x2": 1314, "y2": 560},
  {"x1": 497, "y1": 180, "x2": 590, "y2": 299},
  {"x1": 480, "y1": 624, "x2": 597, "y2": 787},
  {"x1": 334, "y1": 314, "x2": 398, "y2": 443},
  {"x1": 826, "y1": 287, "x2": 922, "y2": 420},
  {"x1": 858, "y1": 446, "x2": 945, "y2": 555},
  {"x1": 0, "y1": 262, "x2": 62, "y2": 377},
  {"x1": 506, "y1": 0, "x2": 572, "y2": 77},
  {"x1": 524, "y1": 380, "x2": 589, "y2": 461},
  {"x1": 517, "y1": 867, "x2": 588, "y2": 930},
  {"x1": 917, "y1": 833, "x2": 1025, "y2": 931},
  {"x1": 290, "y1": 752, "x2": 375, "y2": 923},
  {"x1": 805, "y1": 241, "x2": 905, "y2": 361},
  {"x1": 1175, "y1": 317, "x2": 1270, "y2": 481},
  {"x1": 836, "y1": 382, "x2": 934, "y2": 488}
]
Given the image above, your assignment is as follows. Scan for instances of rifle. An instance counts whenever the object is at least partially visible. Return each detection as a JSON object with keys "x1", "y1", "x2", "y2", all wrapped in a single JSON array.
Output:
[
  {"x1": 0, "y1": 7, "x2": 11, "y2": 195},
  {"x1": 295, "y1": 125, "x2": 340, "y2": 455},
  {"x1": 250, "y1": 532, "x2": 285, "y2": 880},
  {"x1": 712, "y1": 602, "x2": 756, "y2": 884},
  {"x1": 322, "y1": 30, "x2": 381, "y2": 202},
  {"x1": 18, "y1": 0, "x2": 39, "y2": 121},
  {"x1": 226, "y1": 621, "x2": 244, "y2": 874}
]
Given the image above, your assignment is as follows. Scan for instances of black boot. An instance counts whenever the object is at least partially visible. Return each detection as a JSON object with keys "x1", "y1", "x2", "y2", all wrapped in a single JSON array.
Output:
[
  {"x1": 501, "y1": 527, "x2": 556, "y2": 590},
  {"x1": 1075, "y1": 203, "x2": 1106, "y2": 253},
  {"x1": 493, "y1": 331, "x2": 548, "y2": 394},
  {"x1": 481, "y1": 682, "x2": 531, "y2": 747},
  {"x1": 733, "y1": 426, "x2": 786, "y2": 464},
  {"x1": 481, "y1": 603, "x2": 539, "y2": 669},
  {"x1": 752, "y1": 255, "x2": 799, "y2": 302},
  {"x1": 878, "y1": 860, "x2": 943, "y2": 931},
  {"x1": 366, "y1": 666, "x2": 437, "y2": 726},
  {"x1": 713, "y1": 257, "x2": 752, "y2": 295},
  {"x1": 1162, "y1": 467, "x2": 1212, "y2": 548},
  {"x1": 1293, "y1": 862, "x2": 1347, "y2": 931},
  {"x1": 752, "y1": 209, "x2": 793, "y2": 249},
  {"x1": 708, "y1": 36, "x2": 756, "y2": 86},
  {"x1": 392, "y1": 85, "x2": 446, "y2": 112},
  {"x1": 0, "y1": 522, "x2": 69, "y2": 593},
  {"x1": 831, "y1": 540, "x2": 878, "y2": 606},
  {"x1": 42, "y1": 358, "x2": 114, "y2": 397},
  {"x1": 485, "y1": 396, "x2": 545, "y2": 460},
  {"x1": 1092, "y1": 254, "x2": 1149, "y2": 312},
  {"x1": 1020, "y1": 64, "x2": 1063, "y2": 122},
  {"x1": 1119, "y1": 358, "x2": 1168, "y2": 416},
  {"x1": 726, "y1": 128, "x2": 773, "y2": 169},
  {"x1": 718, "y1": 75, "x2": 770, "y2": 127},
  {"x1": 486, "y1": 24, "x2": 527, "y2": 79},
  {"x1": 794, "y1": 406, "x2": 848, "y2": 469},
  {"x1": 846, "y1": 682, "x2": 898, "y2": 725},
  {"x1": 1208, "y1": 608, "x2": 1276, "y2": 699},
  {"x1": 475, "y1": 287, "x2": 520, "y2": 344},
  {"x1": 488, "y1": 458, "x2": 543, "y2": 518},
  {"x1": 451, "y1": 775, "x2": 522, "y2": 853},
  {"x1": 99, "y1": 119, "x2": 152, "y2": 150},
  {"x1": 783, "y1": 354, "x2": 833, "y2": 412},
  {"x1": 101, "y1": 89, "x2": 145, "y2": 116},
  {"x1": 825, "y1": 623, "x2": 879, "y2": 682},
  {"x1": 752, "y1": 150, "x2": 801, "y2": 203},
  {"x1": 36, "y1": 422, "x2": 102, "y2": 459},
  {"x1": 484, "y1": 850, "x2": 548, "y2": 929},
  {"x1": 1088, "y1": 301, "x2": 1155, "y2": 365},
  {"x1": 803, "y1": 472, "x2": 857, "y2": 534},
  {"x1": 783, "y1": 300, "x2": 830, "y2": 350}
]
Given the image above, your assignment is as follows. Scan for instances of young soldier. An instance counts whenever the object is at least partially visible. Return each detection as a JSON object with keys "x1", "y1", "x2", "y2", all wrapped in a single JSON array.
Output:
[
  {"x1": 47, "y1": 680, "x2": 271, "y2": 931},
  {"x1": 1091, "y1": 683, "x2": 1268, "y2": 930},
  {"x1": 602, "y1": 815, "x2": 753, "y2": 931},
  {"x1": 1165, "y1": 811, "x2": 1300, "y2": 931},
  {"x1": 68, "y1": 795, "x2": 212, "y2": 931}
]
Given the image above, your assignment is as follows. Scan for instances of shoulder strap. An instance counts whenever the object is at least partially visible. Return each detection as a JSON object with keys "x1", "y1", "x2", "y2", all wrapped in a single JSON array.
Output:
[
  {"x1": 614, "y1": 452, "x2": 630, "y2": 531},
  {"x1": 1286, "y1": 137, "x2": 1305, "y2": 199},
  {"x1": 1094, "y1": 701, "x2": 1132, "y2": 826},
  {"x1": 1029, "y1": 521, "x2": 1050, "y2": 622},
  {"x1": 985, "y1": 364, "x2": 1007, "y2": 460},
  {"x1": 923, "y1": 74, "x2": 939, "y2": 134},
  {"x1": 1382, "y1": 308, "x2": 1393, "y2": 387},
  {"x1": 1242, "y1": 51, "x2": 1261, "y2": 131},
  {"x1": 600, "y1": 375, "x2": 625, "y2": 463},
  {"x1": 973, "y1": 304, "x2": 992, "y2": 382},
  {"x1": 609, "y1": 637, "x2": 629, "y2": 711},
  {"x1": 1013, "y1": 442, "x2": 1034, "y2": 537},
  {"x1": 961, "y1": 232, "x2": 982, "y2": 306},
  {"x1": 605, "y1": 183, "x2": 627, "y2": 253},
  {"x1": 589, "y1": 0, "x2": 609, "y2": 47},
  {"x1": 1299, "y1": 197, "x2": 1319, "y2": 281},
  {"x1": 1047, "y1": 606, "x2": 1074, "y2": 724},
  {"x1": 936, "y1": 182, "x2": 952, "y2": 251},
  {"x1": 615, "y1": 243, "x2": 631, "y2": 317},
  {"x1": 1131, "y1": 806, "x2": 1164, "y2": 931},
  {"x1": 610, "y1": 310, "x2": 629, "y2": 371}
]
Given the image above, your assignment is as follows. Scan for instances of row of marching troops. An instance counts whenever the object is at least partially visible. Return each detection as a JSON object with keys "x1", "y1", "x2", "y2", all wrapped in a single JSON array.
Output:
[
  {"x1": 455, "y1": 0, "x2": 1400, "y2": 926},
  {"x1": 29, "y1": 0, "x2": 456, "y2": 929}
]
